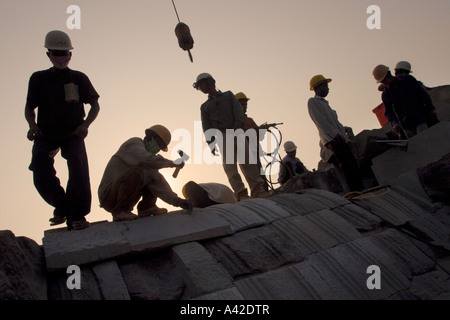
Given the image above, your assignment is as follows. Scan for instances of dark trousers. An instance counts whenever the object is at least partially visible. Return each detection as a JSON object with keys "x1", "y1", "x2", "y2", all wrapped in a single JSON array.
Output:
[
  {"x1": 30, "y1": 135, "x2": 91, "y2": 223},
  {"x1": 327, "y1": 140, "x2": 364, "y2": 192}
]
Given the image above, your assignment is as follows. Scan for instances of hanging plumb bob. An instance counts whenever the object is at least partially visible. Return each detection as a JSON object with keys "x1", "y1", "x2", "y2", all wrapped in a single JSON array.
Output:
[{"x1": 175, "y1": 22, "x2": 194, "y2": 51}]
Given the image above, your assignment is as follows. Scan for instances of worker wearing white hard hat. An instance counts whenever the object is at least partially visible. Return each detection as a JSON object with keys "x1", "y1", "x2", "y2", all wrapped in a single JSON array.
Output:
[
  {"x1": 278, "y1": 141, "x2": 309, "y2": 184},
  {"x1": 25, "y1": 30, "x2": 100, "y2": 231},
  {"x1": 194, "y1": 73, "x2": 271, "y2": 201}
]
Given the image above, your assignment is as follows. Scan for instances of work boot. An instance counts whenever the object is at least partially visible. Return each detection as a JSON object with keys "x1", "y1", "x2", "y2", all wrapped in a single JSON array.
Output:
[
  {"x1": 113, "y1": 211, "x2": 139, "y2": 222},
  {"x1": 49, "y1": 216, "x2": 66, "y2": 226},
  {"x1": 70, "y1": 219, "x2": 90, "y2": 231},
  {"x1": 236, "y1": 190, "x2": 250, "y2": 201},
  {"x1": 138, "y1": 206, "x2": 168, "y2": 218},
  {"x1": 252, "y1": 188, "x2": 272, "y2": 199}
]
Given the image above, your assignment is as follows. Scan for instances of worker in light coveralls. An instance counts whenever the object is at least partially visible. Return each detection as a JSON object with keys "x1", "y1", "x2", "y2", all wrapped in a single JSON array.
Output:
[
  {"x1": 25, "y1": 30, "x2": 100, "y2": 231},
  {"x1": 194, "y1": 73, "x2": 271, "y2": 201},
  {"x1": 98, "y1": 125, "x2": 190, "y2": 222}
]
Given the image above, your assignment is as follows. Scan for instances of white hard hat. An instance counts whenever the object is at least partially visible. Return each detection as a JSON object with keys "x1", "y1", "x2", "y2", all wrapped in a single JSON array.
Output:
[
  {"x1": 372, "y1": 64, "x2": 390, "y2": 83},
  {"x1": 193, "y1": 73, "x2": 214, "y2": 89},
  {"x1": 44, "y1": 30, "x2": 73, "y2": 50},
  {"x1": 395, "y1": 61, "x2": 412, "y2": 73},
  {"x1": 284, "y1": 141, "x2": 297, "y2": 152}
]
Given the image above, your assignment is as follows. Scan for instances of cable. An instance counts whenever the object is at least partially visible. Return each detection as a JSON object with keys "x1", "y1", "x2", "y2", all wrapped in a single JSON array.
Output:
[{"x1": 171, "y1": 0, "x2": 181, "y2": 23}]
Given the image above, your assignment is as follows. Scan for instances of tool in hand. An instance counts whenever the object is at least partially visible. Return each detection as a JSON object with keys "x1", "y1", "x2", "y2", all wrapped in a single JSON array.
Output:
[{"x1": 173, "y1": 150, "x2": 190, "y2": 178}]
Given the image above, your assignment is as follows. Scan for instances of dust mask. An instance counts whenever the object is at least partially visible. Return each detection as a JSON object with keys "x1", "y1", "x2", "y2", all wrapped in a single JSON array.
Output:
[{"x1": 145, "y1": 139, "x2": 161, "y2": 154}]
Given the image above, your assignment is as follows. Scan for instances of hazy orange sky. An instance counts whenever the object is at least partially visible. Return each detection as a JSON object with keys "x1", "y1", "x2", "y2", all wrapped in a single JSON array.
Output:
[{"x1": 1, "y1": 0, "x2": 449, "y2": 244}]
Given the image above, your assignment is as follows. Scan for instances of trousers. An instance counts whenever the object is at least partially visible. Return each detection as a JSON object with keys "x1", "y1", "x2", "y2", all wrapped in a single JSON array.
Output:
[{"x1": 30, "y1": 135, "x2": 91, "y2": 222}]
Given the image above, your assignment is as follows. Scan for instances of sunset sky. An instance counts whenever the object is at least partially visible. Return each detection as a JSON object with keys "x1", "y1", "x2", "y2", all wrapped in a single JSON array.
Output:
[{"x1": 1, "y1": 0, "x2": 449, "y2": 244}]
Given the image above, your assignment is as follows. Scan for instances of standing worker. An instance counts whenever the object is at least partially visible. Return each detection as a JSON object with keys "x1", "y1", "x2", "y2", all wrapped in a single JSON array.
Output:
[
  {"x1": 307, "y1": 75, "x2": 364, "y2": 192},
  {"x1": 372, "y1": 64, "x2": 439, "y2": 138},
  {"x1": 25, "y1": 30, "x2": 100, "y2": 230},
  {"x1": 194, "y1": 73, "x2": 271, "y2": 200},
  {"x1": 98, "y1": 125, "x2": 190, "y2": 221}
]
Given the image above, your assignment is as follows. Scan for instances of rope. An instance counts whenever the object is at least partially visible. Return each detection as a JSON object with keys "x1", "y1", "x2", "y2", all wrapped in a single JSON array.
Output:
[{"x1": 171, "y1": 0, "x2": 181, "y2": 23}]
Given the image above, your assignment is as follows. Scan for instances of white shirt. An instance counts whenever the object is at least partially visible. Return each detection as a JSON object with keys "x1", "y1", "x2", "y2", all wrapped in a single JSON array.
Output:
[{"x1": 307, "y1": 95, "x2": 348, "y2": 146}]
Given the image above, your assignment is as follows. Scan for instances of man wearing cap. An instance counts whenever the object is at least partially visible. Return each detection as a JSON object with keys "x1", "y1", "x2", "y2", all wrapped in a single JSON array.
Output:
[
  {"x1": 98, "y1": 125, "x2": 190, "y2": 221},
  {"x1": 278, "y1": 141, "x2": 309, "y2": 184},
  {"x1": 25, "y1": 30, "x2": 100, "y2": 230},
  {"x1": 194, "y1": 73, "x2": 271, "y2": 200},
  {"x1": 372, "y1": 65, "x2": 439, "y2": 138},
  {"x1": 307, "y1": 75, "x2": 364, "y2": 191}
]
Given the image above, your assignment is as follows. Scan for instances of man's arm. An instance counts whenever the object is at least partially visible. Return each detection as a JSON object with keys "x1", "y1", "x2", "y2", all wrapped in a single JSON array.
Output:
[
  {"x1": 73, "y1": 100, "x2": 100, "y2": 139},
  {"x1": 25, "y1": 101, "x2": 41, "y2": 141}
]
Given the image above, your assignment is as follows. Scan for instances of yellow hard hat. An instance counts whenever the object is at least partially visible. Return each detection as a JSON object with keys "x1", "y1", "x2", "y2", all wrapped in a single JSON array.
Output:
[
  {"x1": 372, "y1": 65, "x2": 390, "y2": 83},
  {"x1": 145, "y1": 125, "x2": 171, "y2": 152},
  {"x1": 45, "y1": 30, "x2": 73, "y2": 50},
  {"x1": 310, "y1": 75, "x2": 331, "y2": 91},
  {"x1": 235, "y1": 92, "x2": 250, "y2": 101}
]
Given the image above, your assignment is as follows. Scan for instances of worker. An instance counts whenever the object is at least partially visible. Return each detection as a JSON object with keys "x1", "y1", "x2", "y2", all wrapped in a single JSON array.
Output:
[
  {"x1": 307, "y1": 75, "x2": 364, "y2": 192},
  {"x1": 182, "y1": 181, "x2": 237, "y2": 208},
  {"x1": 235, "y1": 91, "x2": 269, "y2": 191},
  {"x1": 278, "y1": 141, "x2": 309, "y2": 184},
  {"x1": 25, "y1": 30, "x2": 100, "y2": 231},
  {"x1": 372, "y1": 64, "x2": 439, "y2": 138},
  {"x1": 394, "y1": 61, "x2": 412, "y2": 77},
  {"x1": 193, "y1": 73, "x2": 271, "y2": 200},
  {"x1": 98, "y1": 125, "x2": 190, "y2": 221}
]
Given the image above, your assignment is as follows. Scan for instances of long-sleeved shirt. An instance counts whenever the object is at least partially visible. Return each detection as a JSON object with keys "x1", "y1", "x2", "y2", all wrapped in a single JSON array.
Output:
[
  {"x1": 307, "y1": 95, "x2": 348, "y2": 146},
  {"x1": 98, "y1": 137, "x2": 176, "y2": 197},
  {"x1": 382, "y1": 75, "x2": 436, "y2": 131}
]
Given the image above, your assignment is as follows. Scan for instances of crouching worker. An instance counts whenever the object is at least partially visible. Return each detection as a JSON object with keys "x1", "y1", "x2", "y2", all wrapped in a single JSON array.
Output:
[{"x1": 98, "y1": 125, "x2": 190, "y2": 221}]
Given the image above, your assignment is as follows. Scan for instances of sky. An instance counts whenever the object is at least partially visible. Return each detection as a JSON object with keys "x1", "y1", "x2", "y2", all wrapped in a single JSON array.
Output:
[{"x1": 1, "y1": 0, "x2": 449, "y2": 245}]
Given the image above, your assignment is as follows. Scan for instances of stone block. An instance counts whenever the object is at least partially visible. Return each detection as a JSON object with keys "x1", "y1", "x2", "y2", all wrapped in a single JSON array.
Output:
[
  {"x1": 43, "y1": 221, "x2": 131, "y2": 271},
  {"x1": 92, "y1": 260, "x2": 130, "y2": 300},
  {"x1": 204, "y1": 203, "x2": 266, "y2": 232},
  {"x1": 124, "y1": 210, "x2": 233, "y2": 252},
  {"x1": 171, "y1": 242, "x2": 233, "y2": 298},
  {"x1": 371, "y1": 121, "x2": 450, "y2": 185}
]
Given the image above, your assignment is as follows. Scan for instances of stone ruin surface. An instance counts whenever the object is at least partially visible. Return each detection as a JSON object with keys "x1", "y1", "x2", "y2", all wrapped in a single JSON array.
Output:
[{"x1": 1, "y1": 87, "x2": 449, "y2": 301}]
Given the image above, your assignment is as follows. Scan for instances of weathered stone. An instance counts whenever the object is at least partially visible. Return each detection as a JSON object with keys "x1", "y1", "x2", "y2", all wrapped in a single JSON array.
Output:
[
  {"x1": 204, "y1": 203, "x2": 266, "y2": 232},
  {"x1": 123, "y1": 210, "x2": 233, "y2": 252},
  {"x1": 417, "y1": 153, "x2": 450, "y2": 204},
  {"x1": 331, "y1": 203, "x2": 382, "y2": 232},
  {"x1": 0, "y1": 230, "x2": 47, "y2": 300},
  {"x1": 92, "y1": 260, "x2": 130, "y2": 300},
  {"x1": 118, "y1": 251, "x2": 184, "y2": 300},
  {"x1": 272, "y1": 209, "x2": 361, "y2": 256},
  {"x1": 371, "y1": 121, "x2": 450, "y2": 185},
  {"x1": 195, "y1": 287, "x2": 245, "y2": 300},
  {"x1": 43, "y1": 221, "x2": 130, "y2": 271},
  {"x1": 204, "y1": 225, "x2": 305, "y2": 278},
  {"x1": 171, "y1": 242, "x2": 233, "y2": 298},
  {"x1": 47, "y1": 265, "x2": 103, "y2": 300}
]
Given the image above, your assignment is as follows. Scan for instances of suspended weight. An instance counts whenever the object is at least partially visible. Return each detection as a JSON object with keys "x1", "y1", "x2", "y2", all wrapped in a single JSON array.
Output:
[{"x1": 175, "y1": 22, "x2": 194, "y2": 51}]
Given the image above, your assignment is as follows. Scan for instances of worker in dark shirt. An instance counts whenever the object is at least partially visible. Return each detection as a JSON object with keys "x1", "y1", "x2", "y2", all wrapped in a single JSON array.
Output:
[
  {"x1": 25, "y1": 30, "x2": 100, "y2": 230},
  {"x1": 372, "y1": 64, "x2": 439, "y2": 138}
]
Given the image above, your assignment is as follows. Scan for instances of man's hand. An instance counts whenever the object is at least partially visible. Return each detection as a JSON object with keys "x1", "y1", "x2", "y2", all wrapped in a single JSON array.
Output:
[
  {"x1": 27, "y1": 124, "x2": 42, "y2": 141},
  {"x1": 393, "y1": 124, "x2": 402, "y2": 135},
  {"x1": 73, "y1": 123, "x2": 89, "y2": 139}
]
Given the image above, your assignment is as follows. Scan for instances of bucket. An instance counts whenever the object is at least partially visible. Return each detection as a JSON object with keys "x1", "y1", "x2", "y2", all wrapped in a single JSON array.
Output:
[
  {"x1": 175, "y1": 22, "x2": 194, "y2": 51},
  {"x1": 372, "y1": 103, "x2": 389, "y2": 126}
]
